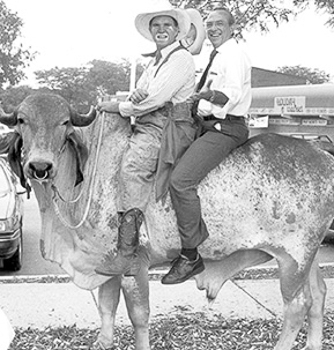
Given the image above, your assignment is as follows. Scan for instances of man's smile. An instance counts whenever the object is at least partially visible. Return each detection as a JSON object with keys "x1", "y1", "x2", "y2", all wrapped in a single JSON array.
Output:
[
  {"x1": 208, "y1": 32, "x2": 221, "y2": 38},
  {"x1": 155, "y1": 33, "x2": 169, "y2": 40}
]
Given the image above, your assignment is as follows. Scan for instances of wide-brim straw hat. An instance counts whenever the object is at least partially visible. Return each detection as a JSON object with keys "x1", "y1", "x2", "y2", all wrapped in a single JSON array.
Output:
[
  {"x1": 180, "y1": 8, "x2": 206, "y2": 55},
  {"x1": 135, "y1": 8, "x2": 191, "y2": 42}
]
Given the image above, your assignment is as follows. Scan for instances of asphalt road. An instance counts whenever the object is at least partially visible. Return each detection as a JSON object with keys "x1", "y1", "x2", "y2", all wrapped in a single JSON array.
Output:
[{"x1": 0, "y1": 192, "x2": 64, "y2": 277}]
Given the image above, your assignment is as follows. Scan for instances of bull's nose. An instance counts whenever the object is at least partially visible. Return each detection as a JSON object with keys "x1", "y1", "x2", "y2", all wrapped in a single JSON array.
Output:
[{"x1": 29, "y1": 161, "x2": 53, "y2": 180}]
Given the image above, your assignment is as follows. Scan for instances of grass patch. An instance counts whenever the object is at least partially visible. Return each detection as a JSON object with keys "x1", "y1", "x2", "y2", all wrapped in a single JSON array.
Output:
[{"x1": 9, "y1": 312, "x2": 334, "y2": 350}]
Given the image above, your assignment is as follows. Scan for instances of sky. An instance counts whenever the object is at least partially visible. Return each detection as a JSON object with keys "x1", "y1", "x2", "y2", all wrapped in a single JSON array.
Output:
[{"x1": 5, "y1": 0, "x2": 334, "y2": 87}]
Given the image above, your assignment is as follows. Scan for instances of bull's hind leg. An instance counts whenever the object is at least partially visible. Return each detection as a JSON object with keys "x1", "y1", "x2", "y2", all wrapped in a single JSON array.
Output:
[
  {"x1": 121, "y1": 262, "x2": 150, "y2": 350},
  {"x1": 274, "y1": 256, "x2": 312, "y2": 350},
  {"x1": 302, "y1": 256, "x2": 326, "y2": 350},
  {"x1": 95, "y1": 276, "x2": 122, "y2": 349}
]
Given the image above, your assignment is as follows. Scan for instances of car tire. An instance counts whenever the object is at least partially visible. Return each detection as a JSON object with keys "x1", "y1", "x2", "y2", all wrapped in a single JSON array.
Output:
[{"x1": 4, "y1": 232, "x2": 22, "y2": 271}]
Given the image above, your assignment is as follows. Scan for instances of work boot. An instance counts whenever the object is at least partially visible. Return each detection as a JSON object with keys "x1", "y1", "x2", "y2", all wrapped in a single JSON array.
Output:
[
  {"x1": 161, "y1": 254, "x2": 205, "y2": 284},
  {"x1": 95, "y1": 208, "x2": 144, "y2": 277}
]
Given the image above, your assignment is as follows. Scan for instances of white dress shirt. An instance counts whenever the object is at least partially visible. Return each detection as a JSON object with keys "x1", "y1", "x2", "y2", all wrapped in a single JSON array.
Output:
[
  {"x1": 119, "y1": 41, "x2": 195, "y2": 118},
  {"x1": 198, "y1": 38, "x2": 252, "y2": 119}
]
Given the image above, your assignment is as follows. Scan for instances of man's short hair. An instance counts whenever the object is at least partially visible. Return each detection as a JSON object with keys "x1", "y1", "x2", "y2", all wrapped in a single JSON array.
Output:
[{"x1": 212, "y1": 7, "x2": 235, "y2": 26}]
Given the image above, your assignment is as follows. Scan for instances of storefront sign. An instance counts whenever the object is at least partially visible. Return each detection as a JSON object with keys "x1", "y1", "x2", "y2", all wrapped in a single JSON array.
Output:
[{"x1": 274, "y1": 96, "x2": 306, "y2": 114}]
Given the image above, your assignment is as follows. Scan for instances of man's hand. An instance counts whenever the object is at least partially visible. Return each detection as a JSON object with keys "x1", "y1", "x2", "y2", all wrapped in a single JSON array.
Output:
[
  {"x1": 96, "y1": 101, "x2": 120, "y2": 113},
  {"x1": 129, "y1": 89, "x2": 149, "y2": 104},
  {"x1": 187, "y1": 80, "x2": 214, "y2": 104}
]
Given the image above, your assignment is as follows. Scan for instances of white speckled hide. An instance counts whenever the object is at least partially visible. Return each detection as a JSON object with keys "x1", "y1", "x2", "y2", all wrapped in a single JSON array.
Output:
[{"x1": 18, "y1": 97, "x2": 334, "y2": 292}]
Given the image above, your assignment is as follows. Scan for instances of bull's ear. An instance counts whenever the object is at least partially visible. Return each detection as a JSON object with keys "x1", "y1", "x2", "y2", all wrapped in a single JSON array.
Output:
[
  {"x1": 66, "y1": 131, "x2": 88, "y2": 186},
  {"x1": 7, "y1": 132, "x2": 31, "y2": 198}
]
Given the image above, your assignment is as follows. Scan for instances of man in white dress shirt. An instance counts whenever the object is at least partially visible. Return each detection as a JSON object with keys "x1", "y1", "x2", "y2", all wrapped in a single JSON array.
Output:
[{"x1": 162, "y1": 7, "x2": 252, "y2": 285}]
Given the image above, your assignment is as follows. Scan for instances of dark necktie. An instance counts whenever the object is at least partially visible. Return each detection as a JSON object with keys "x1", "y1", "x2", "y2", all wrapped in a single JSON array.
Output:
[
  {"x1": 196, "y1": 49, "x2": 218, "y2": 92},
  {"x1": 192, "y1": 49, "x2": 218, "y2": 117}
]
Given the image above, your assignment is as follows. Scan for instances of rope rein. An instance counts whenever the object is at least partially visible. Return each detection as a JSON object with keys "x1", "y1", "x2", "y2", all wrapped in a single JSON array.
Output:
[
  {"x1": 51, "y1": 183, "x2": 83, "y2": 203},
  {"x1": 231, "y1": 280, "x2": 278, "y2": 318},
  {"x1": 52, "y1": 111, "x2": 105, "y2": 230}
]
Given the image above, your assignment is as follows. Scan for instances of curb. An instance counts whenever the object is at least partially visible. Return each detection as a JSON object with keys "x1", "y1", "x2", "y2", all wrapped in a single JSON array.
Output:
[
  {"x1": 0, "y1": 275, "x2": 71, "y2": 284},
  {"x1": 1, "y1": 261, "x2": 334, "y2": 284}
]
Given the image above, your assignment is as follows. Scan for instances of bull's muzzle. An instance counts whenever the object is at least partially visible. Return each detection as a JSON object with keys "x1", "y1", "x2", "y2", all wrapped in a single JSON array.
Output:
[{"x1": 28, "y1": 161, "x2": 54, "y2": 181}]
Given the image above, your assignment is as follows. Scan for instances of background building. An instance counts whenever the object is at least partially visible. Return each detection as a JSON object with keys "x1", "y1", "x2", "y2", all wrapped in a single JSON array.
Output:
[{"x1": 252, "y1": 67, "x2": 307, "y2": 88}]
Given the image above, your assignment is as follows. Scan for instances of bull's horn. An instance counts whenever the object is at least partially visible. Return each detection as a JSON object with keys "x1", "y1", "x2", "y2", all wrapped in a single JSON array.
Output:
[
  {"x1": 0, "y1": 106, "x2": 17, "y2": 126},
  {"x1": 70, "y1": 106, "x2": 97, "y2": 127}
]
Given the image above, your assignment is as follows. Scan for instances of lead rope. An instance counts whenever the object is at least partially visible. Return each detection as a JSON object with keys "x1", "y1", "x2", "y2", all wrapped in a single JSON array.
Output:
[
  {"x1": 231, "y1": 279, "x2": 278, "y2": 318},
  {"x1": 52, "y1": 111, "x2": 105, "y2": 230}
]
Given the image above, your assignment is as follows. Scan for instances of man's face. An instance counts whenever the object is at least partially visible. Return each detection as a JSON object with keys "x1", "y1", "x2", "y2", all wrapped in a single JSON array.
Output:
[
  {"x1": 205, "y1": 11, "x2": 232, "y2": 48},
  {"x1": 149, "y1": 15, "x2": 179, "y2": 50},
  {"x1": 181, "y1": 23, "x2": 196, "y2": 50}
]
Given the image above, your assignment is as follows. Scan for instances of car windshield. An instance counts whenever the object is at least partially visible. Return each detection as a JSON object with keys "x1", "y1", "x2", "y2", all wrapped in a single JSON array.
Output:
[{"x1": 0, "y1": 166, "x2": 10, "y2": 193}]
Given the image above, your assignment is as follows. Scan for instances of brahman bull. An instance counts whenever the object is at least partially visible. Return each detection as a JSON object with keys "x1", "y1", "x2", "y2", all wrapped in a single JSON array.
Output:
[{"x1": 1, "y1": 93, "x2": 334, "y2": 350}]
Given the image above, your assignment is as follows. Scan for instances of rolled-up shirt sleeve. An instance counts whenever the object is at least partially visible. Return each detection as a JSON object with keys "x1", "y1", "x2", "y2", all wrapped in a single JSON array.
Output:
[{"x1": 119, "y1": 49, "x2": 195, "y2": 118}]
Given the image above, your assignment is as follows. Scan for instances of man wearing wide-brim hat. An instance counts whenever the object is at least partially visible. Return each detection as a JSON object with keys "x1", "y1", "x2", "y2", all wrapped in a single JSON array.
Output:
[
  {"x1": 95, "y1": 8, "x2": 205, "y2": 277},
  {"x1": 180, "y1": 8, "x2": 206, "y2": 55}
]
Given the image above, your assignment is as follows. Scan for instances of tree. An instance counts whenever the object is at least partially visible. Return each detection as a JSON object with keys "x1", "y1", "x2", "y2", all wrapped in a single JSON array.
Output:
[
  {"x1": 0, "y1": 85, "x2": 34, "y2": 111},
  {"x1": 170, "y1": 0, "x2": 334, "y2": 36},
  {"x1": 293, "y1": 0, "x2": 334, "y2": 27},
  {"x1": 0, "y1": 85, "x2": 54, "y2": 112},
  {"x1": 34, "y1": 59, "x2": 144, "y2": 111},
  {"x1": 277, "y1": 65, "x2": 331, "y2": 84},
  {"x1": 86, "y1": 59, "x2": 131, "y2": 96},
  {"x1": 169, "y1": 0, "x2": 295, "y2": 39},
  {"x1": 0, "y1": 1, "x2": 35, "y2": 89},
  {"x1": 35, "y1": 66, "x2": 90, "y2": 110}
]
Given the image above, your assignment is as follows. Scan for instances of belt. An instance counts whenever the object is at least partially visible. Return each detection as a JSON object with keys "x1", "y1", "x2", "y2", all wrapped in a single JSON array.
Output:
[{"x1": 203, "y1": 114, "x2": 245, "y2": 122}]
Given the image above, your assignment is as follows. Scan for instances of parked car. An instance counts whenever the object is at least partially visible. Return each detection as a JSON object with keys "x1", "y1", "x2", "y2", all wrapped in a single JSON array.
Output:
[
  {"x1": 0, "y1": 156, "x2": 25, "y2": 271},
  {"x1": 0, "y1": 124, "x2": 11, "y2": 135}
]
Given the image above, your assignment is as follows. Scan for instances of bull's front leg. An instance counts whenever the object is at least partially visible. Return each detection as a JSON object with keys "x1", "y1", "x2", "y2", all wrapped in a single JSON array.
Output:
[
  {"x1": 95, "y1": 276, "x2": 122, "y2": 349},
  {"x1": 121, "y1": 262, "x2": 150, "y2": 350}
]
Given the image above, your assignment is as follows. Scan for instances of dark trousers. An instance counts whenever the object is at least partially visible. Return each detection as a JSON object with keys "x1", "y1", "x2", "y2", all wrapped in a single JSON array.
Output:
[{"x1": 169, "y1": 116, "x2": 249, "y2": 249}]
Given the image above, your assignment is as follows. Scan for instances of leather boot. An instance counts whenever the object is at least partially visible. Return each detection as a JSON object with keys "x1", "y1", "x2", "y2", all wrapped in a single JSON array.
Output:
[{"x1": 95, "y1": 208, "x2": 144, "y2": 277}]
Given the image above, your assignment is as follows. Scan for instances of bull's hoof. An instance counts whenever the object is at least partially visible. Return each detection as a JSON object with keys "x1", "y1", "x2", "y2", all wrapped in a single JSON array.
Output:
[
  {"x1": 91, "y1": 341, "x2": 113, "y2": 350},
  {"x1": 92, "y1": 334, "x2": 113, "y2": 350}
]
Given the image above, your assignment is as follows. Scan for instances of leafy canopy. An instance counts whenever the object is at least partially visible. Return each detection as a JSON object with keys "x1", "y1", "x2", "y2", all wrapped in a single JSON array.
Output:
[
  {"x1": 34, "y1": 59, "x2": 144, "y2": 111},
  {"x1": 0, "y1": 0, "x2": 35, "y2": 89},
  {"x1": 170, "y1": 0, "x2": 295, "y2": 39},
  {"x1": 277, "y1": 65, "x2": 331, "y2": 84},
  {"x1": 170, "y1": 0, "x2": 334, "y2": 38},
  {"x1": 293, "y1": 0, "x2": 334, "y2": 27}
]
